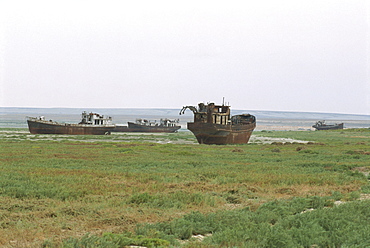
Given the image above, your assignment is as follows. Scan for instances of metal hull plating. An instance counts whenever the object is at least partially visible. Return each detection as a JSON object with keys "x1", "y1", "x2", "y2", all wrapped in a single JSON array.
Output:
[
  {"x1": 124, "y1": 122, "x2": 181, "y2": 133},
  {"x1": 27, "y1": 120, "x2": 115, "y2": 135},
  {"x1": 188, "y1": 122, "x2": 256, "y2": 145}
]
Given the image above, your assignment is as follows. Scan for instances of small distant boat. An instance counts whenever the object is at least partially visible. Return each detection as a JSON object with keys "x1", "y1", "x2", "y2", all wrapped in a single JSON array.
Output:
[
  {"x1": 312, "y1": 120, "x2": 344, "y2": 130},
  {"x1": 112, "y1": 118, "x2": 181, "y2": 133},
  {"x1": 180, "y1": 102, "x2": 256, "y2": 144},
  {"x1": 27, "y1": 111, "x2": 116, "y2": 135}
]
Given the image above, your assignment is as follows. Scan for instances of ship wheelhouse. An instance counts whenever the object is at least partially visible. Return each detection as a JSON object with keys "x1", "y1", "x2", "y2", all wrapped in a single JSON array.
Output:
[
  {"x1": 193, "y1": 103, "x2": 231, "y2": 125},
  {"x1": 79, "y1": 111, "x2": 112, "y2": 125}
]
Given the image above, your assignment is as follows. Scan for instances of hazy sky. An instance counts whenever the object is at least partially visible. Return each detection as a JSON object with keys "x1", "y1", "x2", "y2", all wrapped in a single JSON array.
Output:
[{"x1": 1, "y1": 0, "x2": 369, "y2": 115}]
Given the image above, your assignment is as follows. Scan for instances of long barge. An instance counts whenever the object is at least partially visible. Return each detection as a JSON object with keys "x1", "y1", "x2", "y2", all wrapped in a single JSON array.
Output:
[
  {"x1": 112, "y1": 118, "x2": 181, "y2": 133},
  {"x1": 27, "y1": 111, "x2": 115, "y2": 135}
]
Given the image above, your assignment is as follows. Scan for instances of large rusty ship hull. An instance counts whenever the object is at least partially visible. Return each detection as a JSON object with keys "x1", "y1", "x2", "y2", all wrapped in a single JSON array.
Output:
[
  {"x1": 187, "y1": 122, "x2": 256, "y2": 145},
  {"x1": 180, "y1": 101, "x2": 256, "y2": 145},
  {"x1": 27, "y1": 120, "x2": 115, "y2": 135}
]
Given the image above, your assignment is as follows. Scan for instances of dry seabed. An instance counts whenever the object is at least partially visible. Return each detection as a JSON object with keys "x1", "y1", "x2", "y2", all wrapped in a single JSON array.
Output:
[
  {"x1": 1, "y1": 127, "x2": 370, "y2": 247},
  {"x1": 0, "y1": 130, "x2": 310, "y2": 144}
]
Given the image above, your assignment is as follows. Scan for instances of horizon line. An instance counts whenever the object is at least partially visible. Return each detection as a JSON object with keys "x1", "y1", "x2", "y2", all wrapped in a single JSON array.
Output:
[{"x1": 1, "y1": 106, "x2": 369, "y2": 117}]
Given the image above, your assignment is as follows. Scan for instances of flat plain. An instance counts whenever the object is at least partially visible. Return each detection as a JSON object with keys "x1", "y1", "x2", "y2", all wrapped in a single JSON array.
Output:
[{"x1": 1, "y1": 128, "x2": 370, "y2": 247}]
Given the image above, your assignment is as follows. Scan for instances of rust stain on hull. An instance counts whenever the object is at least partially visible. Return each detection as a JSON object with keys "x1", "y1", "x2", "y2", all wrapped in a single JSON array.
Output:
[
  {"x1": 27, "y1": 120, "x2": 115, "y2": 135},
  {"x1": 187, "y1": 122, "x2": 256, "y2": 144},
  {"x1": 180, "y1": 101, "x2": 256, "y2": 145}
]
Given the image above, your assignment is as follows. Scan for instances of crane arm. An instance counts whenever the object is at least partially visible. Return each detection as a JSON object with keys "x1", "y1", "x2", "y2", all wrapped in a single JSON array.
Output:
[{"x1": 179, "y1": 106, "x2": 198, "y2": 115}]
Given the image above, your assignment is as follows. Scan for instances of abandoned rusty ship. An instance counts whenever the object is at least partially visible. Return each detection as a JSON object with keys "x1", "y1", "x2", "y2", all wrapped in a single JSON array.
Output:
[
  {"x1": 312, "y1": 120, "x2": 344, "y2": 130},
  {"x1": 180, "y1": 102, "x2": 256, "y2": 144},
  {"x1": 27, "y1": 111, "x2": 116, "y2": 135},
  {"x1": 113, "y1": 118, "x2": 181, "y2": 133}
]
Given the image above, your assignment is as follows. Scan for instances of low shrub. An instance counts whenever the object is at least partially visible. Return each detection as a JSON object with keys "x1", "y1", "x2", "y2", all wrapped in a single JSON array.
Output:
[
  {"x1": 134, "y1": 197, "x2": 370, "y2": 247},
  {"x1": 59, "y1": 233, "x2": 170, "y2": 248}
]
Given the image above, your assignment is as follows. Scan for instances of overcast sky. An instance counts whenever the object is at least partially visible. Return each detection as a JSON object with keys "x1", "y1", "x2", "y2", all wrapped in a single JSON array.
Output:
[{"x1": 1, "y1": 0, "x2": 369, "y2": 115}]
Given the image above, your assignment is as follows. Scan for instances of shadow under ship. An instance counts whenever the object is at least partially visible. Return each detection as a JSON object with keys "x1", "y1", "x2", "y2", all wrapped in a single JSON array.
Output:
[
  {"x1": 312, "y1": 120, "x2": 344, "y2": 130},
  {"x1": 113, "y1": 118, "x2": 181, "y2": 133},
  {"x1": 27, "y1": 111, "x2": 116, "y2": 135},
  {"x1": 180, "y1": 102, "x2": 256, "y2": 145}
]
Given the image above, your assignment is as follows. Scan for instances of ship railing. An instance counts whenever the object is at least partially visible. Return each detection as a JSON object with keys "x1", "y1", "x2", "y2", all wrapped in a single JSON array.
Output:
[{"x1": 64, "y1": 123, "x2": 116, "y2": 127}]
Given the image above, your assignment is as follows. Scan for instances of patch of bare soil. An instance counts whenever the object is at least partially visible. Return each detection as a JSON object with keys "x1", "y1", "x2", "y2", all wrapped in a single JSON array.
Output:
[{"x1": 249, "y1": 136, "x2": 310, "y2": 144}]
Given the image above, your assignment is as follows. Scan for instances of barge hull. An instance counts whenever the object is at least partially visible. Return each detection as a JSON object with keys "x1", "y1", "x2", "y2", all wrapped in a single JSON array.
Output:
[
  {"x1": 126, "y1": 122, "x2": 180, "y2": 133},
  {"x1": 27, "y1": 120, "x2": 115, "y2": 135},
  {"x1": 113, "y1": 123, "x2": 181, "y2": 133},
  {"x1": 313, "y1": 123, "x2": 344, "y2": 130}
]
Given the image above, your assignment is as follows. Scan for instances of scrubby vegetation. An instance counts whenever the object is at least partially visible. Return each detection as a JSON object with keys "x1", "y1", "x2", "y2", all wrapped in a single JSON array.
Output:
[{"x1": 0, "y1": 128, "x2": 369, "y2": 247}]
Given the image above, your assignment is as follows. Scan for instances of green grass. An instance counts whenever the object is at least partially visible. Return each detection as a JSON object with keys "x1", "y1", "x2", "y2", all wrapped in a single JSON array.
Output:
[
  {"x1": 0, "y1": 128, "x2": 370, "y2": 247},
  {"x1": 132, "y1": 198, "x2": 370, "y2": 247}
]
